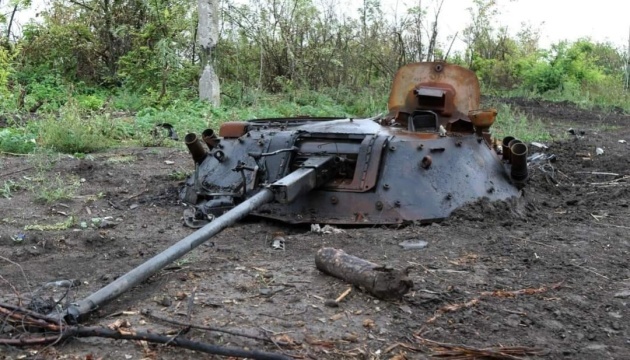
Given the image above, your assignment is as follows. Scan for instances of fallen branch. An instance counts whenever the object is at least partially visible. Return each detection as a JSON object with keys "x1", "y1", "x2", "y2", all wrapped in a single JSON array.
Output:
[
  {"x1": 0, "y1": 255, "x2": 33, "y2": 298},
  {"x1": 426, "y1": 299, "x2": 480, "y2": 323},
  {"x1": 480, "y1": 282, "x2": 563, "y2": 297},
  {"x1": 0, "y1": 166, "x2": 34, "y2": 178},
  {"x1": 383, "y1": 342, "x2": 424, "y2": 353},
  {"x1": 0, "y1": 304, "x2": 291, "y2": 360},
  {"x1": 141, "y1": 309, "x2": 271, "y2": 343},
  {"x1": 335, "y1": 287, "x2": 352, "y2": 303},
  {"x1": 589, "y1": 175, "x2": 630, "y2": 186},
  {"x1": 0, "y1": 326, "x2": 292, "y2": 359},
  {"x1": 575, "y1": 171, "x2": 621, "y2": 176},
  {"x1": 0, "y1": 151, "x2": 31, "y2": 157},
  {"x1": 415, "y1": 337, "x2": 545, "y2": 359},
  {"x1": 315, "y1": 248, "x2": 412, "y2": 300},
  {"x1": 426, "y1": 282, "x2": 562, "y2": 324},
  {"x1": 0, "y1": 302, "x2": 62, "y2": 324},
  {"x1": 594, "y1": 223, "x2": 630, "y2": 230}
]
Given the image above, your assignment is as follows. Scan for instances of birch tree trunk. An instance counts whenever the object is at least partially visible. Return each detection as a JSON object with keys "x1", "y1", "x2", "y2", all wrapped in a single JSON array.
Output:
[{"x1": 198, "y1": 0, "x2": 220, "y2": 106}]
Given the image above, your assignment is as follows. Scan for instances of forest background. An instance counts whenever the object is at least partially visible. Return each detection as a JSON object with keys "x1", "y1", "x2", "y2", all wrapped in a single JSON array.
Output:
[{"x1": 0, "y1": 0, "x2": 628, "y2": 155}]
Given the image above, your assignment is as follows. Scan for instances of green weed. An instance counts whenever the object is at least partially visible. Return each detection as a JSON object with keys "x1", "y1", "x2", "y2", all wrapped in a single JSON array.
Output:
[
  {"x1": 168, "y1": 170, "x2": 189, "y2": 181},
  {"x1": 0, "y1": 180, "x2": 21, "y2": 199},
  {"x1": 37, "y1": 102, "x2": 112, "y2": 153},
  {"x1": 75, "y1": 94, "x2": 105, "y2": 111},
  {"x1": 111, "y1": 91, "x2": 145, "y2": 112},
  {"x1": 31, "y1": 174, "x2": 81, "y2": 204},
  {"x1": 25, "y1": 216, "x2": 74, "y2": 231},
  {"x1": 105, "y1": 155, "x2": 137, "y2": 164},
  {"x1": 492, "y1": 104, "x2": 553, "y2": 142},
  {"x1": 26, "y1": 148, "x2": 59, "y2": 173},
  {"x1": 0, "y1": 128, "x2": 37, "y2": 154}
]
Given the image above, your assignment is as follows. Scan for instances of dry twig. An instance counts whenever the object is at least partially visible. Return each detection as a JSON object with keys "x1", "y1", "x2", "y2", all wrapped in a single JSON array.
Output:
[
  {"x1": 0, "y1": 304, "x2": 290, "y2": 360},
  {"x1": 415, "y1": 336, "x2": 545, "y2": 359},
  {"x1": 426, "y1": 282, "x2": 562, "y2": 324},
  {"x1": 141, "y1": 309, "x2": 271, "y2": 342},
  {"x1": 0, "y1": 255, "x2": 33, "y2": 298}
]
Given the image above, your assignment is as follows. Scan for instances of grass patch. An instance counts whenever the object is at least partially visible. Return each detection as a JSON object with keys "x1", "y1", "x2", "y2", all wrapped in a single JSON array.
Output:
[
  {"x1": 15, "y1": 80, "x2": 625, "y2": 159},
  {"x1": 24, "y1": 216, "x2": 74, "y2": 231},
  {"x1": 0, "y1": 180, "x2": 22, "y2": 199},
  {"x1": 492, "y1": 104, "x2": 553, "y2": 143},
  {"x1": 30, "y1": 174, "x2": 81, "y2": 204},
  {"x1": 0, "y1": 128, "x2": 37, "y2": 154},
  {"x1": 168, "y1": 170, "x2": 189, "y2": 181},
  {"x1": 26, "y1": 148, "x2": 60, "y2": 172},
  {"x1": 105, "y1": 155, "x2": 137, "y2": 164},
  {"x1": 500, "y1": 85, "x2": 630, "y2": 114},
  {"x1": 37, "y1": 103, "x2": 112, "y2": 154}
]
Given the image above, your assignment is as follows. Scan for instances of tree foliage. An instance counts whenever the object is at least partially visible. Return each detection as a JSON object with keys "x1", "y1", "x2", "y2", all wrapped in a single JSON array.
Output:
[{"x1": 0, "y1": 0, "x2": 627, "y2": 113}]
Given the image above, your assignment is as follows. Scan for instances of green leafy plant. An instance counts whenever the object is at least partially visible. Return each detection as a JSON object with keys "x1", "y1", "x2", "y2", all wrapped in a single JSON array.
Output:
[
  {"x1": 0, "y1": 128, "x2": 37, "y2": 154},
  {"x1": 31, "y1": 174, "x2": 81, "y2": 204},
  {"x1": 168, "y1": 170, "x2": 190, "y2": 181},
  {"x1": 492, "y1": 104, "x2": 552, "y2": 142},
  {"x1": 76, "y1": 94, "x2": 106, "y2": 111},
  {"x1": 37, "y1": 102, "x2": 112, "y2": 153},
  {"x1": 24, "y1": 216, "x2": 75, "y2": 231},
  {"x1": 0, "y1": 180, "x2": 21, "y2": 199}
]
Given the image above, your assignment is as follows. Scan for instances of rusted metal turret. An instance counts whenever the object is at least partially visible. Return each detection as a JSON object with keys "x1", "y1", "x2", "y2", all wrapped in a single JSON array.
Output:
[{"x1": 180, "y1": 62, "x2": 527, "y2": 226}]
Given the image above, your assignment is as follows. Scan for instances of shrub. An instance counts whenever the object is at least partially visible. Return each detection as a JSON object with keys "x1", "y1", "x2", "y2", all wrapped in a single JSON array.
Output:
[
  {"x1": 37, "y1": 103, "x2": 112, "y2": 153},
  {"x1": 0, "y1": 128, "x2": 37, "y2": 154}
]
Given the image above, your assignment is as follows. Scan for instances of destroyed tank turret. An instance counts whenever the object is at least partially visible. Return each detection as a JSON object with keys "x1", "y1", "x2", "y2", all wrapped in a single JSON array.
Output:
[
  {"x1": 180, "y1": 62, "x2": 527, "y2": 227},
  {"x1": 58, "y1": 62, "x2": 529, "y2": 323}
]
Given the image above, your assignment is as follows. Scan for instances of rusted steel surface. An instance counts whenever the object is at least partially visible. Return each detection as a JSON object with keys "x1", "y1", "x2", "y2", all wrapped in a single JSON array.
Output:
[
  {"x1": 218, "y1": 121, "x2": 249, "y2": 138},
  {"x1": 179, "y1": 62, "x2": 527, "y2": 225},
  {"x1": 386, "y1": 62, "x2": 480, "y2": 131}
]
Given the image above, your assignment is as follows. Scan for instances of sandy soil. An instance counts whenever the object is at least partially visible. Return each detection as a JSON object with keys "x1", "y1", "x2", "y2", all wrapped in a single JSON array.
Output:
[{"x1": 1, "y1": 98, "x2": 629, "y2": 360}]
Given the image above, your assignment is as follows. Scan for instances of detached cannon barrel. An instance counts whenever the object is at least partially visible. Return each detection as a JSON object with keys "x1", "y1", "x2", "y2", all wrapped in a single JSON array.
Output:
[
  {"x1": 61, "y1": 189, "x2": 274, "y2": 322},
  {"x1": 58, "y1": 155, "x2": 340, "y2": 322}
]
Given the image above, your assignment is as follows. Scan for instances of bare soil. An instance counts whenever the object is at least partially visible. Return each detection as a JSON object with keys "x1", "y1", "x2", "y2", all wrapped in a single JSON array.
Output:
[{"x1": 1, "y1": 98, "x2": 629, "y2": 359}]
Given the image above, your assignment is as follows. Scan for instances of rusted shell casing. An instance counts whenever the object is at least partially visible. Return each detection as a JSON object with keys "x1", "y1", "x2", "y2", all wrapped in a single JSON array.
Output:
[
  {"x1": 202, "y1": 128, "x2": 220, "y2": 150},
  {"x1": 502, "y1": 136, "x2": 515, "y2": 161},
  {"x1": 507, "y1": 138, "x2": 524, "y2": 164},
  {"x1": 510, "y1": 142, "x2": 529, "y2": 181},
  {"x1": 185, "y1": 133, "x2": 208, "y2": 165}
]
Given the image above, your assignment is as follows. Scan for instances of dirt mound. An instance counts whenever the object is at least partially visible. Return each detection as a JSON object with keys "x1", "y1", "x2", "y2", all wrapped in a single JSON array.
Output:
[
  {"x1": 448, "y1": 130, "x2": 629, "y2": 227},
  {"x1": 486, "y1": 96, "x2": 630, "y2": 126}
]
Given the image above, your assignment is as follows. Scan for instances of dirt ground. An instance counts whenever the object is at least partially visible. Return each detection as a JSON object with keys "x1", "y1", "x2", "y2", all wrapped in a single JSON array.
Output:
[{"x1": 1, "y1": 98, "x2": 629, "y2": 360}]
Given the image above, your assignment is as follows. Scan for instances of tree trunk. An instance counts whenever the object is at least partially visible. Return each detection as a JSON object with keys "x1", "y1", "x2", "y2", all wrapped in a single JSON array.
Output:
[
  {"x1": 198, "y1": 0, "x2": 220, "y2": 106},
  {"x1": 315, "y1": 248, "x2": 413, "y2": 300},
  {"x1": 6, "y1": 4, "x2": 18, "y2": 41}
]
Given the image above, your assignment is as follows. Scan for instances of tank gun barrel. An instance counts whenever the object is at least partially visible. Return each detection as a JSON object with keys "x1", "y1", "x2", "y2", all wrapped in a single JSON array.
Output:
[
  {"x1": 57, "y1": 155, "x2": 339, "y2": 323},
  {"x1": 61, "y1": 189, "x2": 274, "y2": 322}
]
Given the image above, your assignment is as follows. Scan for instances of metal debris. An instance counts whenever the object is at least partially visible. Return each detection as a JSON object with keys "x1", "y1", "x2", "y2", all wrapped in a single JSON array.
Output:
[
  {"x1": 398, "y1": 239, "x2": 429, "y2": 250},
  {"x1": 528, "y1": 152, "x2": 557, "y2": 163},
  {"x1": 531, "y1": 142, "x2": 548, "y2": 149},
  {"x1": 152, "y1": 123, "x2": 179, "y2": 141},
  {"x1": 271, "y1": 236, "x2": 285, "y2": 250},
  {"x1": 311, "y1": 224, "x2": 345, "y2": 235}
]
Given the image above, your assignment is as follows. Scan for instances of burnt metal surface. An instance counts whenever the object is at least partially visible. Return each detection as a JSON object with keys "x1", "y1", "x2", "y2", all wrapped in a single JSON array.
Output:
[{"x1": 180, "y1": 62, "x2": 528, "y2": 225}]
